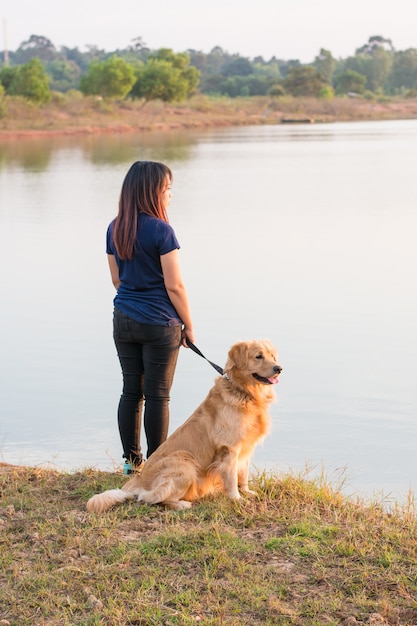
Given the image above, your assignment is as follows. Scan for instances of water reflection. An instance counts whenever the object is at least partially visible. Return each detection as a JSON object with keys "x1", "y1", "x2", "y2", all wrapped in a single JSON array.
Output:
[
  {"x1": 0, "y1": 129, "x2": 200, "y2": 172},
  {"x1": 85, "y1": 130, "x2": 199, "y2": 165},
  {"x1": 0, "y1": 138, "x2": 54, "y2": 171}
]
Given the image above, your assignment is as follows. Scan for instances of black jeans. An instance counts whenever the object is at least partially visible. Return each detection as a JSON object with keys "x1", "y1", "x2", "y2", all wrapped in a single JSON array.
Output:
[{"x1": 113, "y1": 307, "x2": 181, "y2": 463}]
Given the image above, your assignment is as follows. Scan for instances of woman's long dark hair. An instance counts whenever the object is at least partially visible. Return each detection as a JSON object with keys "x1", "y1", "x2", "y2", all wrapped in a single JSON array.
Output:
[{"x1": 112, "y1": 161, "x2": 173, "y2": 260}]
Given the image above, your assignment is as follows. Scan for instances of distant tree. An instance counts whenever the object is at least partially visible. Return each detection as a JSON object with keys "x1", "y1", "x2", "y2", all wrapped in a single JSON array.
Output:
[
  {"x1": 80, "y1": 55, "x2": 135, "y2": 98},
  {"x1": 198, "y1": 73, "x2": 224, "y2": 94},
  {"x1": 388, "y1": 49, "x2": 417, "y2": 91},
  {"x1": 129, "y1": 37, "x2": 146, "y2": 52},
  {"x1": 45, "y1": 59, "x2": 81, "y2": 92},
  {"x1": 221, "y1": 56, "x2": 253, "y2": 77},
  {"x1": 215, "y1": 76, "x2": 241, "y2": 97},
  {"x1": 124, "y1": 37, "x2": 150, "y2": 61},
  {"x1": 268, "y1": 83, "x2": 286, "y2": 96},
  {"x1": 60, "y1": 46, "x2": 91, "y2": 72},
  {"x1": 130, "y1": 49, "x2": 199, "y2": 104},
  {"x1": 249, "y1": 75, "x2": 275, "y2": 96},
  {"x1": 205, "y1": 47, "x2": 232, "y2": 74},
  {"x1": 5, "y1": 58, "x2": 51, "y2": 103},
  {"x1": 356, "y1": 35, "x2": 394, "y2": 55},
  {"x1": 207, "y1": 74, "x2": 272, "y2": 97},
  {"x1": 366, "y1": 47, "x2": 392, "y2": 92},
  {"x1": 189, "y1": 49, "x2": 283, "y2": 92},
  {"x1": 187, "y1": 49, "x2": 207, "y2": 73},
  {"x1": 341, "y1": 54, "x2": 386, "y2": 93},
  {"x1": 342, "y1": 55, "x2": 368, "y2": 79},
  {"x1": 149, "y1": 48, "x2": 197, "y2": 73},
  {"x1": 252, "y1": 60, "x2": 281, "y2": 81},
  {"x1": 194, "y1": 53, "x2": 280, "y2": 96},
  {"x1": 272, "y1": 58, "x2": 301, "y2": 79},
  {"x1": 335, "y1": 69, "x2": 366, "y2": 95},
  {"x1": 79, "y1": 45, "x2": 107, "y2": 66},
  {"x1": 313, "y1": 48, "x2": 335, "y2": 83},
  {"x1": 284, "y1": 66, "x2": 325, "y2": 97},
  {"x1": 15, "y1": 35, "x2": 57, "y2": 64},
  {"x1": 348, "y1": 36, "x2": 393, "y2": 92},
  {"x1": 0, "y1": 66, "x2": 18, "y2": 91}
]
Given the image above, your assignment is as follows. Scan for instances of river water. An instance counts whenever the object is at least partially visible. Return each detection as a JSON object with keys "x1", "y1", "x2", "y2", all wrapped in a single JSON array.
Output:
[{"x1": 1, "y1": 119, "x2": 416, "y2": 505}]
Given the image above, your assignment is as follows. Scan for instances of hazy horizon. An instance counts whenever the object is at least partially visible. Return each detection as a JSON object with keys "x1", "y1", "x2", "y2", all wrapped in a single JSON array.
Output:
[{"x1": 2, "y1": 0, "x2": 416, "y2": 65}]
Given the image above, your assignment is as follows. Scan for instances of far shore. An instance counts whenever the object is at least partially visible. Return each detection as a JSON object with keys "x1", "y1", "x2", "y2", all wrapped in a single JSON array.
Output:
[{"x1": 1, "y1": 94, "x2": 417, "y2": 140}]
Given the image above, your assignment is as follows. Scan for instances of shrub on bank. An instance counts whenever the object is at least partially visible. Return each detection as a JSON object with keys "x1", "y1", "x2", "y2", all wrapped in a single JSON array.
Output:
[{"x1": 0, "y1": 58, "x2": 51, "y2": 104}]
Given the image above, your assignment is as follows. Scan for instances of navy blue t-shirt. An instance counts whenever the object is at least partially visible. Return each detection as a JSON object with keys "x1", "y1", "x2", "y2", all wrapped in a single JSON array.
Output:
[{"x1": 106, "y1": 213, "x2": 182, "y2": 326}]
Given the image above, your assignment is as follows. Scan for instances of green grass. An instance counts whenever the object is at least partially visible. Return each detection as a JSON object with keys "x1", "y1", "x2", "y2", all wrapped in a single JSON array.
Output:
[{"x1": 1, "y1": 465, "x2": 417, "y2": 625}]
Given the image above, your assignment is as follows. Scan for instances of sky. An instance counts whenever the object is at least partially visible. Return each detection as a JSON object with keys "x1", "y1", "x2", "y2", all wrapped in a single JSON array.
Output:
[{"x1": 2, "y1": 0, "x2": 416, "y2": 63}]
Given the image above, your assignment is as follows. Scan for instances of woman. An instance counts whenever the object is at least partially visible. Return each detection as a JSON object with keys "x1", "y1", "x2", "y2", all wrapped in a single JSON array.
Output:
[{"x1": 106, "y1": 161, "x2": 195, "y2": 474}]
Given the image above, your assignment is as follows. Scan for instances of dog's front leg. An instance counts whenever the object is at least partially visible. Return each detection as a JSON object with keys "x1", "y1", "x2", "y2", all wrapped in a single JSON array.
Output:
[
  {"x1": 237, "y1": 457, "x2": 255, "y2": 495},
  {"x1": 214, "y1": 448, "x2": 240, "y2": 500}
]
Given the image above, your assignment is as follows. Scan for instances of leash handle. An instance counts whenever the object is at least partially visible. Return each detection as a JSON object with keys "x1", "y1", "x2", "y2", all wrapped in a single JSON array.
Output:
[{"x1": 186, "y1": 339, "x2": 224, "y2": 375}]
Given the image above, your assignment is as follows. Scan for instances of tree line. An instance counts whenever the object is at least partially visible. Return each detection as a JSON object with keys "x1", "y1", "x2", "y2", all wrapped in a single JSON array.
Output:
[{"x1": 1, "y1": 34, "x2": 417, "y2": 105}]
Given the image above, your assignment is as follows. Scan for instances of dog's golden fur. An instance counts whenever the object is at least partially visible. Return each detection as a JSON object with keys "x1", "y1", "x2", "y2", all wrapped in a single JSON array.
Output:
[{"x1": 87, "y1": 340, "x2": 282, "y2": 513}]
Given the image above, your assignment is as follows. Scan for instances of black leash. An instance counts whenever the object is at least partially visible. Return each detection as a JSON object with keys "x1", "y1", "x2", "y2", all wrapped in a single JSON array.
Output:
[{"x1": 186, "y1": 339, "x2": 224, "y2": 375}]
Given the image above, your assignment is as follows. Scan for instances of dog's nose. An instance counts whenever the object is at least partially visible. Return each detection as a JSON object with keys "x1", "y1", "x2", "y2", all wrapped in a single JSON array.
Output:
[{"x1": 274, "y1": 365, "x2": 282, "y2": 374}]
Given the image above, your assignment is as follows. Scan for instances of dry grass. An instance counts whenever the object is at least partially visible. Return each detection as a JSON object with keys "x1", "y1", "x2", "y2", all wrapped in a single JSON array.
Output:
[
  {"x1": 1, "y1": 93, "x2": 417, "y2": 139},
  {"x1": 1, "y1": 464, "x2": 417, "y2": 625}
]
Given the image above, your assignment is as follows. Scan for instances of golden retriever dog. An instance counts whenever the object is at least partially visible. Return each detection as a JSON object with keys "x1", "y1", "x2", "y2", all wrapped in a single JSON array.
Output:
[{"x1": 87, "y1": 340, "x2": 282, "y2": 514}]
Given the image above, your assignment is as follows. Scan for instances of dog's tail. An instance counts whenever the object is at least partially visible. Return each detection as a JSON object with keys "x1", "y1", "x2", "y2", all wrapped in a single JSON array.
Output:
[{"x1": 86, "y1": 488, "x2": 135, "y2": 514}]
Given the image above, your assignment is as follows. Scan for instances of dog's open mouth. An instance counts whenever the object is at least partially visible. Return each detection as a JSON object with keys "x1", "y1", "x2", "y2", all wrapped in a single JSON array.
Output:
[{"x1": 252, "y1": 373, "x2": 280, "y2": 385}]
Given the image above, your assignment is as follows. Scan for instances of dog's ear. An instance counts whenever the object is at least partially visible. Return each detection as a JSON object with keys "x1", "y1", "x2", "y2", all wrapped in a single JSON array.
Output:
[{"x1": 226, "y1": 342, "x2": 250, "y2": 370}]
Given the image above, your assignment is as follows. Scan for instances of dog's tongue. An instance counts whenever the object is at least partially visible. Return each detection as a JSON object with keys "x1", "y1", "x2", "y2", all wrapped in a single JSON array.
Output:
[{"x1": 268, "y1": 376, "x2": 279, "y2": 385}]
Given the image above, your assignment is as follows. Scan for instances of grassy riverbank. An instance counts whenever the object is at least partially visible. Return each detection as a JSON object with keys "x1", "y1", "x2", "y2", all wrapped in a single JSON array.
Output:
[
  {"x1": 1, "y1": 464, "x2": 416, "y2": 625},
  {"x1": 1, "y1": 94, "x2": 417, "y2": 139}
]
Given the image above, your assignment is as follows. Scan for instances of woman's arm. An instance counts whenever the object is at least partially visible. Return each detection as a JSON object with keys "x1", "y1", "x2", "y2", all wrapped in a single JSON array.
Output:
[
  {"x1": 161, "y1": 249, "x2": 195, "y2": 347},
  {"x1": 107, "y1": 254, "x2": 120, "y2": 290}
]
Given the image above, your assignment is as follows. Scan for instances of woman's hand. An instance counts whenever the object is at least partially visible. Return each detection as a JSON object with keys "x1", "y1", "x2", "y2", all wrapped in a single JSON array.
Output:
[{"x1": 181, "y1": 327, "x2": 195, "y2": 348}]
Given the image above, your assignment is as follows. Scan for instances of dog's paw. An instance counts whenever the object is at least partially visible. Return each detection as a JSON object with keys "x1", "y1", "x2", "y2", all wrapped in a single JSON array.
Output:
[
  {"x1": 164, "y1": 500, "x2": 192, "y2": 510},
  {"x1": 176, "y1": 500, "x2": 192, "y2": 510},
  {"x1": 238, "y1": 484, "x2": 257, "y2": 496},
  {"x1": 227, "y1": 491, "x2": 241, "y2": 501}
]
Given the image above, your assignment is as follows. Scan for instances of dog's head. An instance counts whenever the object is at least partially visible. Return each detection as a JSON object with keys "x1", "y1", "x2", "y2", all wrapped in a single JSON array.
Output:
[{"x1": 224, "y1": 340, "x2": 282, "y2": 390}]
